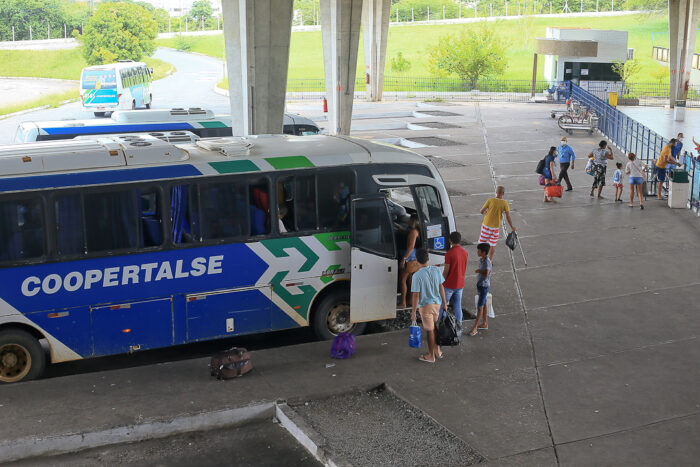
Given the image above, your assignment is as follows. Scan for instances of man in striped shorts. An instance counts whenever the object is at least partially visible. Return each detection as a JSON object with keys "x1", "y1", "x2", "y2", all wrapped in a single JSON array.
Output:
[{"x1": 479, "y1": 186, "x2": 516, "y2": 261}]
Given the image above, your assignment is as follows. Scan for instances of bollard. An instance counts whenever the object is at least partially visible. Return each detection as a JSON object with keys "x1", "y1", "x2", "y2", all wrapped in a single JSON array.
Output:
[{"x1": 323, "y1": 97, "x2": 328, "y2": 113}]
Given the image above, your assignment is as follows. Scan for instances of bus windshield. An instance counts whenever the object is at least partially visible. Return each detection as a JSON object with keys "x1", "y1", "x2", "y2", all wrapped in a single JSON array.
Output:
[{"x1": 82, "y1": 69, "x2": 117, "y2": 90}]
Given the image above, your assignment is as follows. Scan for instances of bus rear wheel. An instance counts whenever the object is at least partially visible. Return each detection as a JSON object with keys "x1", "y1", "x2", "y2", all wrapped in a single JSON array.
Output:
[
  {"x1": 312, "y1": 290, "x2": 366, "y2": 340},
  {"x1": 0, "y1": 329, "x2": 45, "y2": 384},
  {"x1": 132, "y1": 100, "x2": 136, "y2": 110}
]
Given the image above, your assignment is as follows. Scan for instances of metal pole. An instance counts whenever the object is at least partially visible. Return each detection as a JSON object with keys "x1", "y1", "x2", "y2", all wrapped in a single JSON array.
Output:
[
  {"x1": 64, "y1": 23, "x2": 66, "y2": 38},
  {"x1": 518, "y1": 3, "x2": 520, "y2": 15},
  {"x1": 411, "y1": 8, "x2": 414, "y2": 21},
  {"x1": 396, "y1": 8, "x2": 399, "y2": 22},
  {"x1": 550, "y1": 2, "x2": 552, "y2": 13},
  {"x1": 427, "y1": 6, "x2": 430, "y2": 21},
  {"x1": 506, "y1": 1, "x2": 508, "y2": 15},
  {"x1": 185, "y1": 16, "x2": 188, "y2": 33},
  {"x1": 474, "y1": 6, "x2": 477, "y2": 17},
  {"x1": 459, "y1": 4, "x2": 461, "y2": 17},
  {"x1": 611, "y1": 0, "x2": 614, "y2": 10},
  {"x1": 12, "y1": 26, "x2": 14, "y2": 41},
  {"x1": 580, "y1": 0, "x2": 583, "y2": 12},
  {"x1": 48, "y1": 23, "x2": 50, "y2": 39},
  {"x1": 490, "y1": 3, "x2": 493, "y2": 16},
  {"x1": 596, "y1": 0, "x2": 599, "y2": 11},
  {"x1": 443, "y1": 5, "x2": 445, "y2": 20},
  {"x1": 30, "y1": 25, "x2": 32, "y2": 41}
]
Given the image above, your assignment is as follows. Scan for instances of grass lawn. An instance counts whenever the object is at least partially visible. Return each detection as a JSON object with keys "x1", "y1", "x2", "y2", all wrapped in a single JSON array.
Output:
[
  {"x1": 0, "y1": 48, "x2": 175, "y2": 81},
  {"x1": 0, "y1": 89, "x2": 78, "y2": 117},
  {"x1": 163, "y1": 13, "x2": 678, "y2": 84}
]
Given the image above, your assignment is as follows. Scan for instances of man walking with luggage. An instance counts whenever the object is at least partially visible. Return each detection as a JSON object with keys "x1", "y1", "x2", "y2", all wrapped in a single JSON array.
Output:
[
  {"x1": 589, "y1": 140, "x2": 614, "y2": 198},
  {"x1": 441, "y1": 231, "x2": 468, "y2": 324},
  {"x1": 479, "y1": 186, "x2": 516, "y2": 261},
  {"x1": 557, "y1": 136, "x2": 576, "y2": 191},
  {"x1": 410, "y1": 248, "x2": 448, "y2": 363}
]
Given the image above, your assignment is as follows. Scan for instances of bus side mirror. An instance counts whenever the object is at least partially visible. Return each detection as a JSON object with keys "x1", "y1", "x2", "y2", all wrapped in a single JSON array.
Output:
[{"x1": 149, "y1": 68, "x2": 154, "y2": 74}]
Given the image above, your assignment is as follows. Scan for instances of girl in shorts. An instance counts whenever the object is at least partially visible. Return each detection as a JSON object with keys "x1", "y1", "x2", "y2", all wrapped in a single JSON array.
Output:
[
  {"x1": 613, "y1": 162, "x2": 624, "y2": 202},
  {"x1": 625, "y1": 153, "x2": 647, "y2": 209}
]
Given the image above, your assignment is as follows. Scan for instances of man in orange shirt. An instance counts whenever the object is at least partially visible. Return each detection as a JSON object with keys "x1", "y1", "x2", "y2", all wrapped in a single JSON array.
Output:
[
  {"x1": 656, "y1": 138, "x2": 679, "y2": 200},
  {"x1": 479, "y1": 186, "x2": 516, "y2": 261}
]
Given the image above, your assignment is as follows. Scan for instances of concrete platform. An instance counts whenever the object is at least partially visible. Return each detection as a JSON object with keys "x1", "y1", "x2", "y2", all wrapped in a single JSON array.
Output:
[{"x1": 2, "y1": 101, "x2": 699, "y2": 465}]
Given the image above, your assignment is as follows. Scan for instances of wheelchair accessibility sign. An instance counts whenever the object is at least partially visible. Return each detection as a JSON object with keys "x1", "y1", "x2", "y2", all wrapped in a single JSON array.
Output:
[{"x1": 433, "y1": 237, "x2": 445, "y2": 250}]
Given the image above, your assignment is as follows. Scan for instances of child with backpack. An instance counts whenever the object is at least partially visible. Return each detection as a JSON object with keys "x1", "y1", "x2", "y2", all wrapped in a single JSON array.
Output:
[{"x1": 613, "y1": 162, "x2": 624, "y2": 202}]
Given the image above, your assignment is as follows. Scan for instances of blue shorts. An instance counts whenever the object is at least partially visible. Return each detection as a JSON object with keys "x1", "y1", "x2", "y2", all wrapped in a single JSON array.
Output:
[
  {"x1": 629, "y1": 177, "x2": 644, "y2": 185},
  {"x1": 657, "y1": 169, "x2": 666, "y2": 182},
  {"x1": 476, "y1": 285, "x2": 490, "y2": 308}
]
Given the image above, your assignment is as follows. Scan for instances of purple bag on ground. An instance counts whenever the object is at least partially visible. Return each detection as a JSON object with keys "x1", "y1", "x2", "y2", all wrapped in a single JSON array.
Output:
[
  {"x1": 330, "y1": 332, "x2": 356, "y2": 359},
  {"x1": 538, "y1": 174, "x2": 546, "y2": 186},
  {"x1": 409, "y1": 322, "x2": 422, "y2": 348}
]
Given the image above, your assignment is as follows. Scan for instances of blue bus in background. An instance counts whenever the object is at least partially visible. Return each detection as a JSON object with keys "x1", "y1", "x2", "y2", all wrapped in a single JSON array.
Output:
[
  {"x1": 80, "y1": 61, "x2": 153, "y2": 117},
  {"x1": 0, "y1": 133, "x2": 454, "y2": 383}
]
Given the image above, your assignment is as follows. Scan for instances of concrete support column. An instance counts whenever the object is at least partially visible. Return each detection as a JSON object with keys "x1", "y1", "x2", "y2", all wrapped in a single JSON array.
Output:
[
  {"x1": 321, "y1": 0, "x2": 363, "y2": 135},
  {"x1": 362, "y1": 0, "x2": 391, "y2": 101},
  {"x1": 668, "y1": 0, "x2": 700, "y2": 110},
  {"x1": 222, "y1": 0, "x2": 293, "y2": 135}
]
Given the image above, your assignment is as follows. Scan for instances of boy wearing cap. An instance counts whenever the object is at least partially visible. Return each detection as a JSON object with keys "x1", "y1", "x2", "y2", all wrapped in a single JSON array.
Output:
[{"x1": 557, "y1": 136, "x2": 576, "y2": 191}]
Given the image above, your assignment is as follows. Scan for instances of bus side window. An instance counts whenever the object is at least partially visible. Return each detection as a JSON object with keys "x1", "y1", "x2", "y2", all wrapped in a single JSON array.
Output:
[
  {"x1": 139, "y1": 190, "x2": 162, "y2": 247},
  {"x1": 171, "y1": 185, "x2": 195, "y2": 244},
  {"x1": 197, "y1": 181, "x2": 248, "y2": 240},
  {"x1": 0, "y1": 198, "x2": 44, "y2": 262},
  {"x1": 55, "y1": 194, "x2": 85, "y2": 255},
  {"x1": 249, "y1": 181, "x2": 270, "y2": 236},
  {"x1": 296, "y1": 175, "x2": 317, "y2": 230},
  {"x1": 415, "y1": 185, "x2": 444, "y2": 228},
  {"x1": 317, "y1": 170, "x2": 354, "y2": 230},
  {"x1": 84, "y1": 191, "x2": 139, "y2": 252}
]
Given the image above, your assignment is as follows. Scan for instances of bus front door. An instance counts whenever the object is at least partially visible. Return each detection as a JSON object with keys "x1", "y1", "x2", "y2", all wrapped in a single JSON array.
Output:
[{"x1": 350, "y1": 195, "x2": 398, "y2": 323}]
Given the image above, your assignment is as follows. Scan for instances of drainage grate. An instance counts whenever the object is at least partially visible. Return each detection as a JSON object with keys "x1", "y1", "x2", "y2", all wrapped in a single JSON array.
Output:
[
  {"x1": 426, "y1": 156, "x2": 464, "y2": 168},
  {"x1": 405, "y1": 136, "x2": 461, "y2": 146},
  {"x1": 417, "y1": 110, "x2": 461, "y2": 117},
  {"x1": 415, "y1": 121, "x2": 461, "y2": 129}
]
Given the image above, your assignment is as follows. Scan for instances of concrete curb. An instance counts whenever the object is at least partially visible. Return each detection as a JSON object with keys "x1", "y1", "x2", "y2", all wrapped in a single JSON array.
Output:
[
  {"x1": 275, "y1": 403, "x2": 348, "y2": 467},
  {"x1": 0, "y1": 402, "x2": 276, "y2": 463}
]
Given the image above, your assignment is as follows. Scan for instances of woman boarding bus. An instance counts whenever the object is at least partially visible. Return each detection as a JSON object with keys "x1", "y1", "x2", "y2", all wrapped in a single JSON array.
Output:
[
  {"x1": 0, "y1": 134, "x2": 453, "y2": 383},
  {"x1": 80, "y1": 61, "x2": 153, "y2": 117}
]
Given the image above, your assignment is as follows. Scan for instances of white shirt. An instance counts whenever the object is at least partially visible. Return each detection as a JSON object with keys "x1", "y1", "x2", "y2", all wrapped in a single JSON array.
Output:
[{"x1": 626, "y1": 160, "x2": 645, "y2": 178}]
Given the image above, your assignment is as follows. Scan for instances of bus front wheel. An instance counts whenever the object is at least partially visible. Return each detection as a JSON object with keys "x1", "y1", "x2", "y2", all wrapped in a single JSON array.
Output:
[
  {"x1": 146, "y1": 94, "x2": 152, "y2": 109},
  {"x1": 0, "y1": 329, "x2": 46, "y2": 384},
  {"x1": 312, "y1": 290, "x2": 366, "y2": 340}
]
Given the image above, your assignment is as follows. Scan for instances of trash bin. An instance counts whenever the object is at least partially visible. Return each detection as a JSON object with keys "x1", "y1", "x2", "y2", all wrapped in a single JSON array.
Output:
[
  {"x1": 608, "y1": 92, "x2": 618, "y2": 107},
  {"x1": 668, "y1": 170, "x2": 690, "y2": 208},
  {"x1": 674, "y1": 100, "x2": 686, "y2": 121}
]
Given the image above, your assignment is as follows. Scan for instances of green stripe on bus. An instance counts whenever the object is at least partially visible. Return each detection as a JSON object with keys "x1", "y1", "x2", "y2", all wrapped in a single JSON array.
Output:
[
  {"x1": 199, "y1": 121, "x2": 228, "y2": 128},
  {"x1": 265, "y1": 155, "x2": 314, "y2": 169},
  {"x1": 209, "y1": 160, "x2": 260, "y2": 174}
]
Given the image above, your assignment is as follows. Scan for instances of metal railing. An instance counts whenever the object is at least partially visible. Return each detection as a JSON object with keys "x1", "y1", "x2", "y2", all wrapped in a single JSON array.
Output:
[
  {"x1": 571, "y1": 82, "x2": 700, "y2": 207},
  {"x1": 286, "y1": 77, "x2": 557, "y2": 103}
]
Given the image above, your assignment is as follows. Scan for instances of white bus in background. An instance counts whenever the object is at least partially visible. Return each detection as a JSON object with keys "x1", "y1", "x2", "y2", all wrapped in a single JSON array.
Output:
[
  {"x1": 80, "y1": 61, "x2": 153, "y2": 117},
  {"x1": 13, "y1": 109, "x2": 322, "y2": 143}
]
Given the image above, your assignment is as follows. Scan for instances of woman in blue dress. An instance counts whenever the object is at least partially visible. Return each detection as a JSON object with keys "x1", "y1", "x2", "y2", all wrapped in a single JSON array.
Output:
[{"x1": 543, "y1": 146, "x2": 558, "y2": 203}]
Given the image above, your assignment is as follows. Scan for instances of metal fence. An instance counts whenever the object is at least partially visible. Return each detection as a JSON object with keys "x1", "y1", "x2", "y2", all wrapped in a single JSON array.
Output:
[
  {"x1": 287, "y1": 77, "x2": 555, "y2": 103},
  {"x1": 572, "y1": 82, "x2": 700, "y2": 207},
  {"x1": 581, "y1": 80, "x2": 700, "y2": 107}
]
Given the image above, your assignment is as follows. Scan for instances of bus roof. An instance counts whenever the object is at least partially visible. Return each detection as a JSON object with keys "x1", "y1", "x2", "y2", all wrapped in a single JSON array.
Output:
[
  {"x1": 0, "y1": 135, "x2": 431, "y2": 192},
  {"x1": 81, "y1": 62, "x2": 147, "y2": 72}
]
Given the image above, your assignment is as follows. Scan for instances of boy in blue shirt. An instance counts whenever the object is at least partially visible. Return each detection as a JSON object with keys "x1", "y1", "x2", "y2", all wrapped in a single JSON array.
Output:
[{"x1": 410, "y1": 248, "x2": 448, "y2": 363}]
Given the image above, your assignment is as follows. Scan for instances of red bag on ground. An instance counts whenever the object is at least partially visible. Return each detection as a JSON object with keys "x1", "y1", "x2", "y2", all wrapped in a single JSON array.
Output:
[{"x1": 545, "y1": 184, "x2": 563, "y2": 198}]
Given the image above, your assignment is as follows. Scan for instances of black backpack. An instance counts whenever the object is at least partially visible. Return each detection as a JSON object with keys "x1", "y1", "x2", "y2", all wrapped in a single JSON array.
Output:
[
  {"x1": 438, "y1": 310, "x2": 461, "y2": 346},
  {"x1": 535, "y1": 158, "x2": 546, "y2": 174}
]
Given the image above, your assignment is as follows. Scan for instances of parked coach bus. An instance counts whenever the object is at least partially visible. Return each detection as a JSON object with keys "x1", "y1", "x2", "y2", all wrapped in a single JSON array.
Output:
[
  {"x1": 80, "y1": 61, "x2": 154, "y2": 117},
  {"x1": 0, "y1": 134, "x2": 453, "y2": 383},
  {"x1": 13, "y1": 109, "x2": 321, "y2": 143}
]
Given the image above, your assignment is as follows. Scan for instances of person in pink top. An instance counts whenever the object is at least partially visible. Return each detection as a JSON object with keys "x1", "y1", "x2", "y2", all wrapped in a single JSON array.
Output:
[{"x1": 441, "y1": 231, "x2": 468, "y2": 324}]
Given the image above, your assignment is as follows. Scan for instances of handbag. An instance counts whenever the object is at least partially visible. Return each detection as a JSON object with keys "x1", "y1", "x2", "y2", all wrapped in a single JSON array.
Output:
[
  {"x1": 330, "y1": 332, "x2": 356, "y2": 359},
  {"x1": 409, "y1": 322, "x2": 422, "y2": 348},
  {"x1": 538, "y1": 174, "x2": 546, "y2": 186},
  {"x1": 545, "y1": 184, "x2": 563, "y2": 198},
  {"x1": 505, "y1": 231, "x2": 517, "y2": 251}
]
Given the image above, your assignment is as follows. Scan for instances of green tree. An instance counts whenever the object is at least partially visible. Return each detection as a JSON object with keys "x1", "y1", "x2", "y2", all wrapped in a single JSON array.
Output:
[
  {"x1": 390, "y1": 52, "x2": 412, "y2": 74},
  {"x1": 189, "y1": 0, "x2": 213, "y2": 27},
  {"x1": 0, "y1": 0, "x2": 66, "y2": 41},
  {"x1": 612, "y1": 59, "x2": 641, "y2": 84},
  {"x1": 80, "y1": 2, "x2": 157, "y2": 65},
  {"x1": 427, "y1": 24, "x2": 508, "y2": 88}
]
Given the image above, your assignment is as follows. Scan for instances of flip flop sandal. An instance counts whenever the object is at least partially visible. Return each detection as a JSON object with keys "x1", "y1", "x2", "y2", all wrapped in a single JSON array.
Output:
[
  {"x1": 419, "y1": 355, "x2": 435, "y2": 363},
  {"x1": 468, "y1": 330, "x2": 478, "y2": 337}
]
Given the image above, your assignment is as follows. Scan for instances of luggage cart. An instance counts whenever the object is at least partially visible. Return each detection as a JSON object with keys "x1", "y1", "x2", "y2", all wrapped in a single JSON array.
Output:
[{"x1": 557, "y1": 110, "x2": 598, "y2": 135}]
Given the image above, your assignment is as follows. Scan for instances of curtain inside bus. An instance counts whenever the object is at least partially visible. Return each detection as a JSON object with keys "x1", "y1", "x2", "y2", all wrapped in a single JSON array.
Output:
[
  {"x1": 55, "y1": 194, "x2": 84, "y2": 255},
  {"x1": 170, "y1": 185, "x2": 190, "y2": 243}
]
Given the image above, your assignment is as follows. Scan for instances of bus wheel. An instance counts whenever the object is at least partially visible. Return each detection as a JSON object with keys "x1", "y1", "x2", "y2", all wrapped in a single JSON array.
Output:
[
  {"x1": 0, "y1": 329, "x2": 46, "y2": 384},
  {"x1": 146, "y1": 95, "x2": 152, "y2": 109},
  {"x1": 312, "y1": 291, "x2": 366, "y2": 340},
  {"x1": 94, "y1": 112, "x2": 106, "y2": 118}
]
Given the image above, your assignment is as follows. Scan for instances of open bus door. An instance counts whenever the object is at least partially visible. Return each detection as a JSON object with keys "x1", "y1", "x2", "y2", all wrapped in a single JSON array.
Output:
[{"x1": 350, "y1": 195, "x2": 398, "y2": 323}]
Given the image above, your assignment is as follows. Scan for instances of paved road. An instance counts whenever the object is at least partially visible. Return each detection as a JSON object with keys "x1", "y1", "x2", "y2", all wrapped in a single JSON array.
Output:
[{"x1": 0, "y1": 48, "x2": 229, "y2": 144}]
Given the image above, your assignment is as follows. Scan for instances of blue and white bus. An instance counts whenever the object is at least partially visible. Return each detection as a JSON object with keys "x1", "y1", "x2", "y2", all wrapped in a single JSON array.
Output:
[
  {"x1": 0, "y1": 134, "x2": 453, "y2": 383},
  {"x1": 80, "y1": 61, "x2": 153, "y2": 117},
  {"x1": 13, "y1": 109, "x2": 321, "y2": 143}
]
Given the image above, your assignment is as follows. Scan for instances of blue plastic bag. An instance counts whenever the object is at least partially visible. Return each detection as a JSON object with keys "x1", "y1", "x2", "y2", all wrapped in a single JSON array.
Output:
[
  {"x1": 330, "y1": 332, "x2": 356, "y2": 359},
  {"x1": 409, "y1": 322, "x2": 422, "y2": 348}
]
